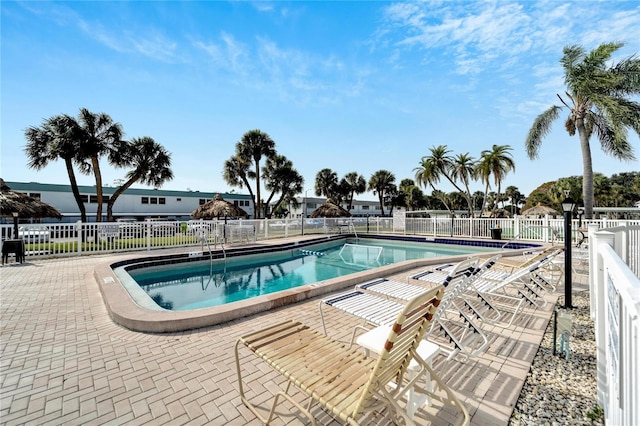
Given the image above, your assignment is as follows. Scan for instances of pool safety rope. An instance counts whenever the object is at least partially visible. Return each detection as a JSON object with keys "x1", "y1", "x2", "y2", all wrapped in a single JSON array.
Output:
[{"x1": 299, "y1": 249, "x2": 325, "y2": 256}]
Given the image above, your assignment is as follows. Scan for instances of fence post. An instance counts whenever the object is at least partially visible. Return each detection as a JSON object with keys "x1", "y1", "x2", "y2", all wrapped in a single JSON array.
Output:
[
  {"x1": 75, "y1": 221, "x2": 83, "y2": 256},
  {"x1": 543, "y1": 215, "x2": 550, "y2": 243},
  {"x1": 591, "y1": 229, "x2": 615, "y2": 408}
]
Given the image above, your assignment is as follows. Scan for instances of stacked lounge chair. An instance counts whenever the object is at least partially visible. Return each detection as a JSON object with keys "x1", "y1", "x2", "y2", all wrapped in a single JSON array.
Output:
[{"x1": 319, "y1": 255, "x2": 502, "y2": 361}]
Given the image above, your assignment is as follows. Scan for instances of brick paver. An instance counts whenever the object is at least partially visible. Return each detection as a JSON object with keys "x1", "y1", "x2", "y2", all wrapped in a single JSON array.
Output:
[{"x1": 0, "y1": 248, "x2": 583, "y2": 425}]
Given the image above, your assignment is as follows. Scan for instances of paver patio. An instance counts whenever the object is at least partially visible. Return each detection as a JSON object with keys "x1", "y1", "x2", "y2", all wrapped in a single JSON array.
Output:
[{"x1": 0, "y1": 245, "x2": 586, "y2": 425}]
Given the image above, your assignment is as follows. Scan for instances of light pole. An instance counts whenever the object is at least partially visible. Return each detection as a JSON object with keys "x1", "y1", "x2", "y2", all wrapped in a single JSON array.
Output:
[
  {"x1": 12, "y1": 212, "x2": 19, "y2": 239},
  {"x1": 561, "y1": 191, "x2": 576, "y2": 309}
]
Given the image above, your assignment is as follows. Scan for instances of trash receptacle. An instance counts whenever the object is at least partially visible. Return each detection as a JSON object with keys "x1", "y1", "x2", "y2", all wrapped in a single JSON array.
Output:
[{"x1": 490, "y1": 227, "x2": 502, "y2": 240}]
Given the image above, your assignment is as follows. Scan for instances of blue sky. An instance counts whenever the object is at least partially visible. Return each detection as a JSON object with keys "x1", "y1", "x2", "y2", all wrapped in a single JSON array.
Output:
[{"x1": 2, "y1": 1, "x2": 639, "y2": 201}]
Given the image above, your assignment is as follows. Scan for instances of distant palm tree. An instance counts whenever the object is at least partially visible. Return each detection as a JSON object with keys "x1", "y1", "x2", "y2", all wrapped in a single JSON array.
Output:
[
  {"x1": 368, "y1": 169, "x2": 395, "y2": 216},
  {"x1": 262, "y1": 154, "x2": 304, "y2": 218},
  {"x1": 478, "y1": 145, "x2": 515, "y2": 216},
  {"x1": 450, "y1": 153, "x2": 477, "y2": 216},
  {"x1": 525, "y1": 42, "x2": 640, "y2": 219},
  {"x1": 106, "y1": 137, "x2": 173, "y2": 221},
  {"x1": 76, "y1": 108, "x2": 123, "y2": 222},
  {"x1": 314, "y1": 168, "x2": 339, "y2": 199},
  {"x1": 235, "y1": 129, "x2": 276, "y2": 218},
  {"x1": 504, "y1": 185, "x2": 523, "y2": 216},
  {"x1": 414, "y1": 146, "x2": 471, "y2": 213},
  {"x1": 384, "y1": 185, "x2": 402, "y2": 216},
  {"x1": 24, "y1": 114, "x2": 88, "y2": 222},
  {"x1": 341, "y1": 172, "x2": 367, "y2": 211},
  {"x1": 223, "y1": 155, "x2": 255, "y2": 215}
]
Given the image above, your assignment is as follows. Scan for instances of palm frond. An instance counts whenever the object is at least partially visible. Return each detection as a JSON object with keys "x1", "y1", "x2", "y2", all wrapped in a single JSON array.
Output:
[
  {"x1": 525, "y1": 106, "x2": 561, "y2": 159},
  {"x1": 610, "y1": 55, "x2": 640, "y2": 94},
  {"x1": 590, "y1": 112, "x2": 636, "y2": 161}
]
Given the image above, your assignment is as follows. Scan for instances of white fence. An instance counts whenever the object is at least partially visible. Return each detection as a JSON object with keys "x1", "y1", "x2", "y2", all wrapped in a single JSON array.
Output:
[
  {"x1": 1, "y1": 216, "x2": 639, "y2": 261},
  {"x1": 590, "y1": 224, "x2": 640, "y2": 425}
]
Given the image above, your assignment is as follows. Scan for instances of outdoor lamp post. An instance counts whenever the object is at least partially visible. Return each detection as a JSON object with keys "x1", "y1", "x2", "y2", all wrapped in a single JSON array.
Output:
[
  {"x1": 561, "y1": 191, "x2": 576, "y2": 309},
  {"x1": 12, "y1": 212, "x2": 19, "y2": 239}
]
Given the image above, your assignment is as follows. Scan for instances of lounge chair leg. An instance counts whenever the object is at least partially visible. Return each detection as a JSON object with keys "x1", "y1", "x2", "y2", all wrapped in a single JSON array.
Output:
[{"x1": 235, "y1": 340, "x2": 317, "y2": 425}]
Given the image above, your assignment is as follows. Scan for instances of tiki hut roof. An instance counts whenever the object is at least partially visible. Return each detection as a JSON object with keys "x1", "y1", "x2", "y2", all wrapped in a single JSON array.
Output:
[
  {"x1": 190, "y1": 193, "x2": 248, "y2": 219},
  {"x1": 0, "y1": 178, "x2": 63, "y2": 219},
  {"x1": 521, "y1": 203, "x2": 560, "y2": 217},
  {"x1": 310, "y1": 198, "x2": 351, "y2": 218}
]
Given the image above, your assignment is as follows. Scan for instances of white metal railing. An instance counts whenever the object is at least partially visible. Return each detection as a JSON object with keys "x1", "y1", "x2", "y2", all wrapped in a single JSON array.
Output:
[
  {"x1": 2, "y1": 216, "x2": 639, "y2": 261},
  {"x1": 590, "y1": 225, "x2": 640, "y2": 425}
]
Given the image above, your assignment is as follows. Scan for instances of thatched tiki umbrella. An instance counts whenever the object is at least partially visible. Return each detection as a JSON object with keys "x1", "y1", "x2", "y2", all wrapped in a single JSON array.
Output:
[
  {"x1": 190, "y1": 194, "x2": 248, "y2": 219},
  {"x1": 310, "y1": 198, "x2": 351, "y2": 218},
  {"x1": 1, "y1": 178, "x2": 63, "y2": 238},
  {"x1": 521, "y1": 203, "x2": 560, "y2": 217}
]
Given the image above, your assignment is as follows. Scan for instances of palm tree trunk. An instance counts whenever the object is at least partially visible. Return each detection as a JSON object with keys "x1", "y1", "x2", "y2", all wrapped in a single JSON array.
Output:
[
  {"x1": 577, "y1": 119, "x2": 594, "y2": 219},
  {"x1": 107, "y1": 175, "x2": 139, "y2": 221},
  {"x1": 254, "y1": 163, "x2": 261, "y2": 219},
  {"x1": 92, "y1": 156, "x2": 104, "y2": 222},
  {"x1": 65, "y1": 159, "x2": 87, "y2": 223}
]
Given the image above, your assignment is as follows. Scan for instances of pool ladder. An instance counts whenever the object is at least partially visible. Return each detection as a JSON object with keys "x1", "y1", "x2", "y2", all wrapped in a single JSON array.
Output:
[
  {"x1": 349, "y1": 218, "x2": 359, "y2": 243},
  {"x1": 197, "y1": 229, "x2": 227, "y2": 291}
]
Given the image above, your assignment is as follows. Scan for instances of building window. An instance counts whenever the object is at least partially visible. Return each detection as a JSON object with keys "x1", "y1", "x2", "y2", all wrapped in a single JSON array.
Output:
[
  {"x1": 362, "y1": 205, "x2": 369, "y2": 210},
  {"x1": 176, "y1": 198, "x2": 181, "y2": 202},
  {"x1": 90, "y1": 195, "x2": 98, "y2": 203},
  {"x1": 141, "y1": 197, "x2": 149, "y2": 204},
  {"x1": 199, "y1": 199, "x2": 206, "y2": 205},
  {"x1": 29, "y1": 193, "x2": 42, "y2": 200},
  {"x1": 103, "y1": 195, "x2": 110, "y2": 203},
  {"x1": 150, "y1": 197, "x2": 158, "y2": 204},
  {"x1": 80, "y1": 195, "x2": 89, "y2": 203},
  {"x1": 159, "y1": 198, "x2": 165, "y2": 205}
]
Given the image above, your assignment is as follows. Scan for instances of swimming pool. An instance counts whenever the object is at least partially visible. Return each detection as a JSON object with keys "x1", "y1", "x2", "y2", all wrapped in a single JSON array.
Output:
[
  {"x1": 101, "y1": 235, "x2": 541, "y2": 332},
  {"x1": 124, "y1": 237, "x2": 499, "y2": 311}
]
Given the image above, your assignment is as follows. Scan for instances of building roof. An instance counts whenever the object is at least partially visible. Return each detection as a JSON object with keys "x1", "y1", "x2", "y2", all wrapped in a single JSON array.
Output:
[{"x1": 6, "y1": 181, "x2": 252, "y2": 200}]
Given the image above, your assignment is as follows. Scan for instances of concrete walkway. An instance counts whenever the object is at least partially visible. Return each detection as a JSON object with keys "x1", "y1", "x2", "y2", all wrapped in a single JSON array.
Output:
[{"x1": 0, "y1": 248, "x2": 581, "y2": 425}]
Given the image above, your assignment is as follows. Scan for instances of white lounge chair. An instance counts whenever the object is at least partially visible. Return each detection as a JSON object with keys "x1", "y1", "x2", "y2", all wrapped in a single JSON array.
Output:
[
  {"x1": 320, "y1": 256, "x2": 501, "y2": 361},
  {"x1": 408, "y1": 256, "x2": 478, "y2": 286},
  {"x1": 468, "y1": 254, "x2": 560, "y2": 327}
]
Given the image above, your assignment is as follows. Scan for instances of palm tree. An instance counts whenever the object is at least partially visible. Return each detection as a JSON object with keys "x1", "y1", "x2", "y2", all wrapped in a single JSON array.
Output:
[
  {"x1": 478, "y1": 144, "x2": 515, "y2": 216},
  {"x1": 368, "y1": 170, "x2": 395, "y2": 216},
  {"x1": 314, "y1": 168, "x2": 339, "y2": 199},
  {"x1": 384, "y1": 185, "x2": 402, "y2": 216},
  {"x1": 341, "y1": 172, "x2": 367, "y2": 211},
  {"x1": 106, "y1": 137, "x2": 173, "y2": 221},
  {"x1": 504, "y1": 185, "x2": 523, "y2": 216},
  {"x1": 413, "y1": 146, "x2": 459, "y2": 213},
  {"x1": 76, "y1": 108, "x2": 123, "y2": 222},
  {"x1": 399, "y1": 179, "x2": 425, "y2": 211},
  {"x1": 24, "y1": 114, "x2": 88, "y2": 222},
  {"x1": 223, "y1": 155, "x2": 255, "y2": 216},
  {"x1": 525, "y1": 42, "x2": 640, "y2": 219},
  {"x1": 262, "y1": 154, "x2": 304, "y2": 218},
  {"x1": 235, "y1": 129, "x2": 276, "y2": 218},
  {"x1": 450, "y1": 153, "x2": 477, "y2": 216}
]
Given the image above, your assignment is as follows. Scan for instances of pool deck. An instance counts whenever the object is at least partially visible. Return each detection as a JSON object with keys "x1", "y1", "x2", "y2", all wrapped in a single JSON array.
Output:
[{"x1": 0, "y1": 238, "x2": 588, "y2": 425}]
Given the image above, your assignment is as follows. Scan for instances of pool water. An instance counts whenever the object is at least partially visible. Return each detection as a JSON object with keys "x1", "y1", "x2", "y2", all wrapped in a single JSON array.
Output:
[{"x1": 127, "y1": 238, "x2": 494, "y2": 311}]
